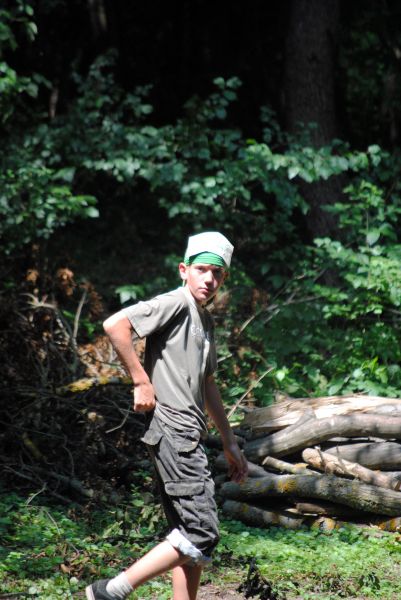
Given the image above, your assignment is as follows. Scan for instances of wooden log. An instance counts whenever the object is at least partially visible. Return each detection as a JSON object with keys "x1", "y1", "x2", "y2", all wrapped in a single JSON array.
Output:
[
  {"x1": 383, "y1": 471, "x2": 401, "y2": 480},
  {"x1": 241, "y1": 395, "x2": 401, "y2": 433},
  {"x1": 373, "y1": 516, "x2": 401, "y2": 532},
  {"x1": 222, "y1": 499, "x2": 342, "y2": 531},
  {"x1": 244, "y1": 414, "x2": 401, "y2": 462},
  {"x1": 373, "y1": 404, "x2": 401, "y2": 417},
  {"x1": 222, "y1": 499, "x2": 307, "y2": 529},
  {"x1": 214, "y1": 474, "x2": 228, "y2": 488},
  {"x1": 324, "y1": 442, "x2": 401, "y2": 470},
  {"x1": 302, "y1": 447, "x2": 401, "y2": 491},
  {"x1": 262, "y1": 455, "x2": 317, "y2": 475},
  {"x1": 220, "y1": 472, "x2": 401, "y2": 515},
  {"x1": 204, "y1": 433, "x2": 245, "y2": 449},
  {"x1": 223, "y1": 500, "x2": 401, "y2": 532},
  {"x1": 294, "y1": 500, "x2": 362, "y2": 518}
]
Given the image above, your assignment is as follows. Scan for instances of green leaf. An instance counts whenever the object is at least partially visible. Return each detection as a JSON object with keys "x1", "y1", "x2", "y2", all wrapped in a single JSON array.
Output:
[
  {"x1": 288, "y1": 166, "x2": 299, "y2": 180},
  {"x1": 366, "y1": 229, "x2": 380, "y2": 246}
]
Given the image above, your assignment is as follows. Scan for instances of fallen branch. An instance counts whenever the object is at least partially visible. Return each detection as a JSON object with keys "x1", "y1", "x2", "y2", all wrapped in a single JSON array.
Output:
[
  {"x1": 302, "y1": 447, "x2": 401, "y2": 491},
  {"x1": 262, "y1": 455, "x2": 317, "y2": 475},
  {"x1": 324, "y1": 441, "x2": 401, "y2": 470}
]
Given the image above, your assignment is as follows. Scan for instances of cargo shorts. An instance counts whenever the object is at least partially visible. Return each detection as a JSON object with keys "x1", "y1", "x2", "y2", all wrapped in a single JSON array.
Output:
[{"x1": 141, "y1": 416, "x2": 220, "y2": 564}]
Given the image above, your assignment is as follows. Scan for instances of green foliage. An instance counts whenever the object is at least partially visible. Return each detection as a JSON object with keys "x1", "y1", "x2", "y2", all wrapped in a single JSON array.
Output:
[
  {"x1": 214, "y1": 169, "x2": 401, "y2": 408},
  {"x1": 3, "y1": 13, "x2": 401, "y2": 418},
  {"x1": 220, "y1": 519, "x2": 401, "y2": 599},
  {"x1": 1, "y1": 491, "x2": 401, "y2": 599},
  {"x1": 0, "y1": 1, "x2": 44, "y2": 127},
  {"x1": 0, "y1": 485, "x2": 168, "y2": 599},
  {"x1": 1, "y1": 45, "x2": 384, "y2": 258},
  {"x1": 0, "y1": 164, "x2": 98, "y2": 253}
]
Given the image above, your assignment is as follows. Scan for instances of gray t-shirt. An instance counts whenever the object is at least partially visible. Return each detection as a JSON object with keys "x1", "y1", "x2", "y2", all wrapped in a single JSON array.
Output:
[{"x1": 123, "y1": 286, "x2": 217, "y2": 432}]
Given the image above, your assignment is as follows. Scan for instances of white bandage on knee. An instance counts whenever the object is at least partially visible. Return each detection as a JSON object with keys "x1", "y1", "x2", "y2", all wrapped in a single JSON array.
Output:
[{"x1": 166, "y1": 528, "x2": 211, "y2": 566}]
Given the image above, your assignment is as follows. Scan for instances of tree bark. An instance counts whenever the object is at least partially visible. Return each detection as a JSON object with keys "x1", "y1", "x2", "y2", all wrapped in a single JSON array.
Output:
[
  {"x1": 283, "y1": 0, "x2": 344, "y2": 242},
  {"x1": 244, "y1": 414, "x2": 401, "y2": 462},
  {"x1": 302, "y1": 447, "x2": 401, "y2": 491},
  {"x1": 262, "y1": 455, "x2": 317, "y2": 476},
  {"x1": 222, "y1": 499, "x2": 307, "y2": 529},
  {"x1": 221, "y1": 472, "x2": 401, "y2": 516},
  {"x1": 374, "y1": 516, "x2": 401, "y2": 532}
]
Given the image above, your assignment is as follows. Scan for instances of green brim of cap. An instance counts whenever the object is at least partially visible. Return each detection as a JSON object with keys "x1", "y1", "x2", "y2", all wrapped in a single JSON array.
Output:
[{"x1": 184, "y1": 251, "x2": 227, "y2": 268}]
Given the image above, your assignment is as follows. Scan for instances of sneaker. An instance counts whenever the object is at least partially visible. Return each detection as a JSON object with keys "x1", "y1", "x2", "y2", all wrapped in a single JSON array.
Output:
[{"x1": 85, "y1": 579, "x2": 116, "y2": 600}]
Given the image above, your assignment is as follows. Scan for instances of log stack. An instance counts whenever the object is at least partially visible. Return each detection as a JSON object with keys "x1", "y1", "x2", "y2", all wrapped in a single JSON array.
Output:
[{"x1": 216, "y1": 395, "x2": 401, "y2": 531}]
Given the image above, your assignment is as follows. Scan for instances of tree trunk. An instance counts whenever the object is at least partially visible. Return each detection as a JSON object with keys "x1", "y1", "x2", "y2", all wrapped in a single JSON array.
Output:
[
  {"x1": 244, "y1": 414, "x2": 401, "y2": 462},
  {"x1": 283, "y1": 0, "x2": 343, "y2": 241},
  {"x1": 302, "y1": 448, "x2": 401, "y2": 491},
  {"x1": 221, "y1": 472, "x2": 401, "y2": 516}
]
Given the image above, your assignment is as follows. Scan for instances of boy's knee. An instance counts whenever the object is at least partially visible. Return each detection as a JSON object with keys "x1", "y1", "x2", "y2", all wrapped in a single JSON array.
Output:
[{"x1": 166, "y1": 526, "x2": 219, "y2": 566}]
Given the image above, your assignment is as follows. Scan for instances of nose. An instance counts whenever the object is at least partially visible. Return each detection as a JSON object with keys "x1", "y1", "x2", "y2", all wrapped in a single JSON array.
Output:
[{"x1": 204, "y1": 269, "x2": 214, "y2": 283}]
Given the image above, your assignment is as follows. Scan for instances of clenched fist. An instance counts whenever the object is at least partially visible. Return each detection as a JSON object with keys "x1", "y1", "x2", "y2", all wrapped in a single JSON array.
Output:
[{"x1": 132, "y1": 381, "x2": 156, "y2": 412}]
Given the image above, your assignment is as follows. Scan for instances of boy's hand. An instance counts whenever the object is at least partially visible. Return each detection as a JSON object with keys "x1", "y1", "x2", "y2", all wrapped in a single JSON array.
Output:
[
  {"x1": 224, "y1": 441, "x2": 248, "y2": 483},
  {"x1": 132, "y1": 381, "x2": 156, "y2": 412}
]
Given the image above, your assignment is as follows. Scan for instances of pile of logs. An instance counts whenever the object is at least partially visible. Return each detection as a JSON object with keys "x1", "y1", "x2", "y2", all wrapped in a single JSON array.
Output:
[{"x1": 215, "y1": 395, "x2": 401, "y2": 531}]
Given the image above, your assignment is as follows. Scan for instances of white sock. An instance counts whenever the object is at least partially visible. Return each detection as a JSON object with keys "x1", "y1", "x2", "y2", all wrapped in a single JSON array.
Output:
[{"x1": 106, "y1": 572, "x2": 133, "y2": 599}]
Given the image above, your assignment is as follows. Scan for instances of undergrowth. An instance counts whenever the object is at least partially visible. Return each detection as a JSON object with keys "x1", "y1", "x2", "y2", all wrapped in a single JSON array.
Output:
[{"x1": 1, "y1": 490, "x2": 401, "y2": 599}]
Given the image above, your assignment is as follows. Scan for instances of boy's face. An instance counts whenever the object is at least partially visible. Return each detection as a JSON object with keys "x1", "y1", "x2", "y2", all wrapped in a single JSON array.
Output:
[{"x1": 179, "y1": 262, "x2": 227, "y2": 304}]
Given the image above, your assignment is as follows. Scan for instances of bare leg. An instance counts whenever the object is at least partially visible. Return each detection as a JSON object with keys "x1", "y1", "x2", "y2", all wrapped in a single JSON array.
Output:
[
  {"x1": 123, "y1": 541, "x2": 189, "y2": 589},
  {"x1": 172, "y1": 564, "x2": 203, "y2": 600}
]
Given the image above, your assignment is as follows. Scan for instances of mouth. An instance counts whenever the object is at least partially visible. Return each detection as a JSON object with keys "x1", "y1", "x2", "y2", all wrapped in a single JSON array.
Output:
[{"x1": 198, "y1": 288, "x2": 213, "y2": 298}]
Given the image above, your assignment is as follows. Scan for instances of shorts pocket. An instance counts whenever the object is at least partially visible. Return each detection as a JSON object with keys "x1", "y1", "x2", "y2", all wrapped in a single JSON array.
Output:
[
  {"x1": 141, "y1": 429, "x2": 163, "y2": 446},
  {"x1": 168, "y1": 429, "x2": 201, "y2": 453},
  {"x1": 164, "y1": 480, "x2": 204, "y2": 496}
]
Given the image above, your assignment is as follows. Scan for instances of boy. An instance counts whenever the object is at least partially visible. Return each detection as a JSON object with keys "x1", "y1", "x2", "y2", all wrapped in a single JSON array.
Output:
[{"x1": 85, "y1": 231, "x2": 248, "y2": 600}]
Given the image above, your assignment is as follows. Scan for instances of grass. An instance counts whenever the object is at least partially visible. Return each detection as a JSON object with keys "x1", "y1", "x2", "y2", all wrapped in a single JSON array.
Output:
[{"x1": 1, "y1": 490, "x2": 401, "y2": 599}]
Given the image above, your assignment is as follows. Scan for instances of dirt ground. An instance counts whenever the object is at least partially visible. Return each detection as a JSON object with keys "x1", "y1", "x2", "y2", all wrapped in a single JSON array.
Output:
[{"x1": 197, "y1": 582, "x2": 245, "y2": 599}]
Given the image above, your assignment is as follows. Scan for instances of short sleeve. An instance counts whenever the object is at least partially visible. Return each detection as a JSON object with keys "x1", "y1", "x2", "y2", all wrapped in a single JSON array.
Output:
[{"x1": 122, "y1": 288, "x2": 187, "y2": 338}]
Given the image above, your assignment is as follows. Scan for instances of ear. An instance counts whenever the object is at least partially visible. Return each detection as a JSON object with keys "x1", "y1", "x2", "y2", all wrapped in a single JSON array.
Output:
[{"x1": 178, "y1": 262, "x2": 188, "y2": 282}]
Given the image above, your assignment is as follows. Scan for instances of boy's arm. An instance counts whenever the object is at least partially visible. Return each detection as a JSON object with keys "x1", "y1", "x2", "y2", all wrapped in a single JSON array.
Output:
[
  {"x1": 103, "y1": 311, "x2": 155, "y2": 412},
  {"x1": 205, "y1": 375, "x2": 248, "y2": 483}
]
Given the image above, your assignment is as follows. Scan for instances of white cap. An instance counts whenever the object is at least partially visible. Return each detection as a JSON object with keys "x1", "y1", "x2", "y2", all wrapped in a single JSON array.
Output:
[{"x1": 184, "y1": 231, "x2": 234, "y2": 267}]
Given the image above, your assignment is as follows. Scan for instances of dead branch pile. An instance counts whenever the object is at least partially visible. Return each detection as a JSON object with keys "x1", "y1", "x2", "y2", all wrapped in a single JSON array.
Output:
[
  {"x1": 0, "y1": 271, "x2": 150, "y2": 505},
  {"x1": 215, "y1": 394, "x2": 401, "y2": 532}
]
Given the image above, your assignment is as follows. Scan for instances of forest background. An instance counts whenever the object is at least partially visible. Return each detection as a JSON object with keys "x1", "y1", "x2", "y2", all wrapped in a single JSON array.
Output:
[{"x1": 2, "y1": 1, "x2": 401, "y2": 598}]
